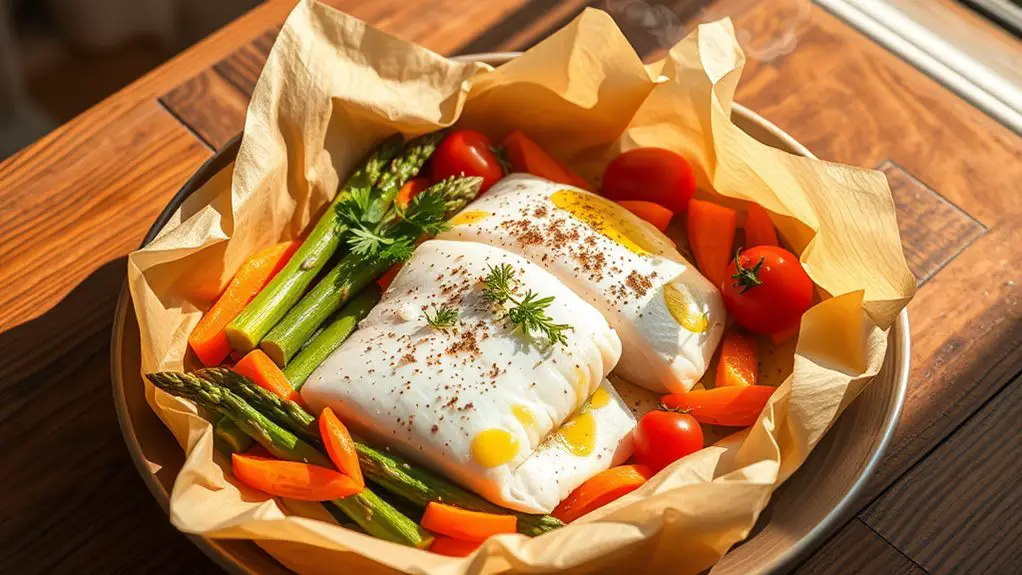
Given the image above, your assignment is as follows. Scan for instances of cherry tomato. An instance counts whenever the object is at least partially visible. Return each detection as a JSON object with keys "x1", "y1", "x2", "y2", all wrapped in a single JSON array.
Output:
[
  {"x1": 631, "y1": 408, "x2": 703, "y2": 473},
  {"x1": 722, "y1": 246, "x2": 813, "y2": 335},
  {"x1": 430, "y1": 130, "x2": 505, "y2": 193},
  {"x1": 601, "y1": 148, "x2": 696, "y2": 213}
]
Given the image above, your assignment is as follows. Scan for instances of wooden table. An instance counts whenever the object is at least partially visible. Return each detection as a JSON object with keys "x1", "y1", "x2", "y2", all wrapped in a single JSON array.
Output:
[{"x1": 1, "y1": 1, "x2": 1020, "y2": 573}]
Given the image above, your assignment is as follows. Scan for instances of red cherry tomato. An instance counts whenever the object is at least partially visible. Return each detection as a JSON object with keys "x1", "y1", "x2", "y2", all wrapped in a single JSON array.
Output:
[
  {"x1": 631, "y1": 408, "x2": 703, "y2": 473},
  {"x1": 722, "y1": 246, "x2": 813, "y2": 335},
  {"x1": 430, "y1": 130, "x2": 504, "y2": 193},
  {"x1": 601, "y1": 148, "x2": 696, "y2": 213}
]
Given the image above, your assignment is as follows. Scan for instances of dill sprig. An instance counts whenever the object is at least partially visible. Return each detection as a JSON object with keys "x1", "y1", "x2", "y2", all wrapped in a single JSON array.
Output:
[
  {"x1": 423, "y1": 304, "x2": 460, "y2": 330},
  {"x1": 482, "y1": 263, "x2": 572, "y2": 346}
]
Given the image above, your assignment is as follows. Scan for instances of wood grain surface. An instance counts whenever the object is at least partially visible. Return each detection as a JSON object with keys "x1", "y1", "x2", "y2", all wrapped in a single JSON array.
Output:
[
  {"x1": 795, "y1": 520, "x2": 925, "y2": 575},
  {"x1": 864, "y1": 372, "x2": 1022, "y2": 575},
  {"x1": 879, "y1": 161, "x2": 985, "y2": 284},
  {"x1": 1, "y1": 0, "x2": 1021, "y2": 573},
  {"x1": 162, "y1": 70, "x2": 249, "y2": 150}
]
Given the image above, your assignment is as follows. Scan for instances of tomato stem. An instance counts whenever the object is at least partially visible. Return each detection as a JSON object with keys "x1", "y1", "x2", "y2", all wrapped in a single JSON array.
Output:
[
  {"x1": 656, "y1": 402, "x2": 692, "y2": 414},
  {"x1": 731, "y1": 248, "x2": 765, "y2": 294},
  {"x1": 491, "y1": 145, "x2": 511, "y2": 175}
]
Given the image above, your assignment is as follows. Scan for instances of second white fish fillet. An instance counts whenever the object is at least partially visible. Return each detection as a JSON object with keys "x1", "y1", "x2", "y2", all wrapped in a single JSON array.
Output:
[{"x1": 439, "y1": 174, "x2": 726, "y2": 393}]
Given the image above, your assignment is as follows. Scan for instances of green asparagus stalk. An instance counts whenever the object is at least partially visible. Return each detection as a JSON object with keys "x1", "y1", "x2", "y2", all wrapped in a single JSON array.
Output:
[
  {"x1": 147, "y1": 371, "x2": 432, "y2": 548},
  {"x1": 284, "y1": 285, "x2": 382, "y2": 389},
  {"x1": 213, "y1": 417, "x2": 253, "y2": 454},
  {"x1": 331, "y1": 488, "x2": 428, "y2": 545},
  {"x1": 355, "y1": 442, "x2": 564, "y2": 537},
  {"x1": 225, "y1": 135, "x2": 402, "y2": 354},
  {"x1": 260, "y1": 176, "x2": 483, "y2": 366},
  {"x1": 152, "y1": 371, "x2": 325, "y2": 464},
  {"x1": 194, "y1": 368, "x2": 564, "y2": 536},
  {"x1": 259, "y1": 257, "x2": 391, "y2": 366},
  {"x1": 201, "y1": 368, "x2": 319, "y2": 443},
  {"x1": 362, "y1": 131, "x2": 446, "y2": 225}
]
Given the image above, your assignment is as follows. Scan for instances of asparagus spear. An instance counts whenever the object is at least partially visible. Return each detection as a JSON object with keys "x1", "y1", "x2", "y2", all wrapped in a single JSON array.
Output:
[
  {"x1": 225, "y1": 135, "x2": 402, "y2": 353},
  {"x1": 201, "y1": 368, "x2": 319, "y2": 443},
  {"x1": 195, "y1": 368, "x2": 564, "y2": 536},
  {"x1": 356, "y1": 442, "x2": 565, "y2": 537},
  {"x1": 147, "y1": 371, "x2": 432, "y2": 548},
  {"x1": 213, "y1": 417, "x2": 253, "y2": 454},
  {"x1": 152, "y1": 371, "x2": 325, "y2": 463},
  {"x1": 260, "y1": 176, "x2": 483, "y2": 366},
  {"x1": 362, "y1": 131, "x2": 446, "y2": 225},
  {"x1": 259, "y1": 257, "x2": 390, "y2": 366},
  {"x1": 283, "y1": 285, "x2": 382, "y2": 389}
]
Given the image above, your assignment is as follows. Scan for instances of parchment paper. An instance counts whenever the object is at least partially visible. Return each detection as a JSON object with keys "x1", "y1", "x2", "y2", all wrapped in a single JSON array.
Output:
[{"x1": 126, "y1": 1, "x2": 916, "y2": 572}]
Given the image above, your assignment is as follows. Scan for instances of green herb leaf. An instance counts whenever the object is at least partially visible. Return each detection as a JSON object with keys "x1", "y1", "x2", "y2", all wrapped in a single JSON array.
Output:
[
  {"x1": 347, "y1": 226, "x2": 393, "y2": 258},
  {"x1": 423, "y1": 305, "x2": 460, "y2": 330},
  {"x1": 379, "y1": 237, "x2": 416, "y2": 263},
  {"x1": 482, "y1": 263, "x2": 515, "y2": 305},
  {"x1": 481, "y1": 264, "x2": 572, "y2": 346},
  {"x1": 335, "y1": 187, "x2": 373, "y2": 230},
  {"x1": 399, "y1": 189, "x2": 450, "y2": 236}
]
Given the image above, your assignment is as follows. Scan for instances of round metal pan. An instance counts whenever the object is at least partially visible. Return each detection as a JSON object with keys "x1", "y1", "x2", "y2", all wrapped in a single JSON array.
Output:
[{"x1": 111, "y1": 52, "x2": 910, "y2": 575}]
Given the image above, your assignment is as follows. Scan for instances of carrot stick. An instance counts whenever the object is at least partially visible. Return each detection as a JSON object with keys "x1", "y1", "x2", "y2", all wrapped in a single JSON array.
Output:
[
  {"x1": 716, "y1": 329, "x2": 759, "y2": 388},
  {"x1": 420, "y1": 502, "x2": 517, "y2": 542},
  {"x1": 319, "y1": 407, "x2": 364, "y2": 488},
  {"x1": 502, "y1": 131, "x2": 589, "y2": 190},
  {"x1": 429, "y1": 536, "x2": 481, "y2": 557},
  {"x1": 687, "y1": 199, "x2": 737, "y2": 288},
  {"x1": 188, "y1": 241, "x2": 300, "y2": 366},
  {"x1": 616, "y1": 200, "x2": 674, "y2": 232},
  {"x1": 744, "y1": 203, "x2": 778, "y2": 247},
  {"x1": 231, "y1": 453, "x2": 362, "y2": 501},
  {"x1": 661, "y1": 386, "x2": 776, "y2": 427},
  {"x1": 377, "y1": 263, "x2": 403, "y2": 291},
  {"x1": 232, "y1": 349, "x2": 305, "y2": 407},
  {"x1": 396, "y1": 178, "x2": 430, "y2": 210},
  {"x1": 553, "y1": 464, "x2": 652, "y2": 523}
]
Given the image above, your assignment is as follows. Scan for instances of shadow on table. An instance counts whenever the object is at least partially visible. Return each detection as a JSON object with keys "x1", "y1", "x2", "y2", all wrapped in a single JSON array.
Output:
[{"x1": 0, "y1": 257, "x2": 217, "y2": 573}]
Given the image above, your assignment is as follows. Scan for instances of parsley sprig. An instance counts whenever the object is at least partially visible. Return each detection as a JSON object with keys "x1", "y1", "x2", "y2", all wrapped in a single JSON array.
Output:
[
  {"x1": 336, "y1": 187, "x2": 451, "y2": 263},
  {"x1": 423, "y1": 304, "x2": 460, "y2": 330},
  {"x1": 482, "y1": 263, "x2": 572, "y2": 346}
]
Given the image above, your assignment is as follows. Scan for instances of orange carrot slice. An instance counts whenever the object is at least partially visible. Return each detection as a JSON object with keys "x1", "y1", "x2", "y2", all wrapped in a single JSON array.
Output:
[
  {"x1": 744, "y1": 203, "x2": 778, "y2": 247},
  {"x1": 420, "y1": 502, "x2": 517, "y2": 542},
  {"x1": 188, "y1": 241, "x2": 300, "y2": 366},
  {"x1": 553, "y1": 464, "x2": 652, "y2": 523},
  {"x1": 687, "y1": 199, "x2": 737, "y2": 289},
  {"x1": 231, "y1": 454, "x2": 361, "y2": 501},
  {"x1": 616, "y1": 200, "x2": 674, "y2": 231},
  {"x1": 716, "y1": 329, "x2": 759, "y2": 388},
  {"x1": 429, "y1": 535, "x2": 481, "y2": 557},
  {"x1": 232, "y1": 349, "x2": 305, "y2": 406},
  {"x1": 377, "y1": 263, "x2": 403, "y2": 291},
  {"x1": 319, "y1": 407, "x2": 364, "y2": 488},
  {"x1": 502, "y1": 131, "x2": 589, "y2": 190},
  {"x1": 661, "y1": 386, "x2": 776, "y2": 427},
  {"x1": 396, "y1": 178, "x2": 430, "y2": 210}
]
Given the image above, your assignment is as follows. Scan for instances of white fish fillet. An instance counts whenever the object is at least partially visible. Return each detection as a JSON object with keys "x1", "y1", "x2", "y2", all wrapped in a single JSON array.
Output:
[
  {"x1": 438, "y1": 174, "x2": 726, "y2": 393},
  {"x1": 510, "y1": 379, "x2": 636, "y2": 509},
  {"x1": 301, "y1": 240, "x2": 633, "y2": 513}
]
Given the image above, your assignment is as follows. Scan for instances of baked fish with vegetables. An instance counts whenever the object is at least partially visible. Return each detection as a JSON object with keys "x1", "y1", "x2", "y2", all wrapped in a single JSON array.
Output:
[
  {"x1": 152, "y1": 129, "x2": 800, "y2": 557},
  {"x1": 301, "y1": 239, "x2": 635, "y2": 513},
  {"x1": 438, "y1": 174, "x2": 726, "y2": 393}
]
